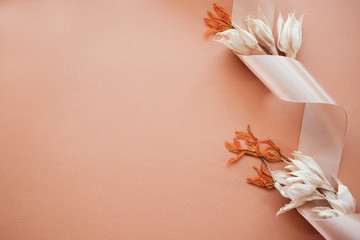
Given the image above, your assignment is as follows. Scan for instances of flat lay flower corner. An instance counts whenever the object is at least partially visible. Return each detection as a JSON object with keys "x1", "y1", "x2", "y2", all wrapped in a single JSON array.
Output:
[
  {"x1": 204, "y1": 3, "x2": 304, "y2": 57},
  {"x1": 224, "y1": 126, "x2": 356, "y2": 218},
  {"x1": 203, "y1": 2, "x2": 360, "y2": 239}
]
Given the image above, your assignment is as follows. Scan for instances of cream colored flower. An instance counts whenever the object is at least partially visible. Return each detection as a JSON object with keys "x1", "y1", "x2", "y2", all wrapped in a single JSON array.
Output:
[
  {"x1": 313, "y1": 178, "x2": 356, "y2": 218},
  {"x1": 274, "y1": 181, "x2": 324, "y2": 215},
  {"x1": 288, "y1": 152, "x2": 333, "y2": 190},
  {"x1": 277, "y1": 11, "x2": 304, "y2": 58},
  {"x1": 245, "y1": 8, "x2": 278, "y2": 55},
  {"x1": 272, "y1": 151, "x2": 356, "y2": 217},
  {"x1": 215, "y1": 24, "x2": 265, "y2": 55}
]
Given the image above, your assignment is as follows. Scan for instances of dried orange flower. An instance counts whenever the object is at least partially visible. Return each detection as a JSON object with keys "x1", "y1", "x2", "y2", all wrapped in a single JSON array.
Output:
[
  {"x1": 224, "y1": 125, "x2": 284, "y2": 165},
  {"x1": 225, "y1": 125, "x2": 287, "y2": 189},
  {"x1": 204, "y1": 3, "x2": 234, "y2": 36},
  {"x1": 259, "y1": 139, "x2": 284, "y2": 162},
  {"x1": 246, "y1": 162, "x2": 274, "y2": 189}
]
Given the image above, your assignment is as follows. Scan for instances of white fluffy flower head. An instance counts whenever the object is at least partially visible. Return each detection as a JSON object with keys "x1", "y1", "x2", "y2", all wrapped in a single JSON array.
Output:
[
  {"x1": 215, "y1": 24, "x2": 265, "y2": 55},
  {"x1": 244, "y1": 7, "x2": 278, "y2": 55},
  {"x1": 272, "y1": 151, "x2": 356, "y2": 217},
  {"x1": 277, "y1": 11, "x2": 304, "y2": 58}
]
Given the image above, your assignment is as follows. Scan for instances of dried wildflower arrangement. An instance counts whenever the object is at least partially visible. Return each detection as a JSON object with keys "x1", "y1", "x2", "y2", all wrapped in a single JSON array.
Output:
[
  {"x1": 204, "y1": 3, "x2": 303, "y2": 58},
  {"x1": 225, "y1": 126, "x2": 356, "y2": 218},
  {"x1": 204, "y1": 3, "x2": 356, "y2": 219}
]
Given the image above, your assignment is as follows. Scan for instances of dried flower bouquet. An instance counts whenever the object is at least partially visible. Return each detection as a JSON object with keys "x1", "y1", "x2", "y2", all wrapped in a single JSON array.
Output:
[
  {"x1": 225, "y1": 125, "x2": 356, "y2": 218},
  {"x1": 204, "y1": 3, "x2": 356, "y2": 220}
]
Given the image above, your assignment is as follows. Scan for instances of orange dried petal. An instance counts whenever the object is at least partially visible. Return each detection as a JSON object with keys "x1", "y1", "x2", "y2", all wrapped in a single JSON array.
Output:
[
  {"x1": 247, "y1": 162, "x2": 274, "y2": 188},
  {"x1": 265, "y1": 182, "x2": 274, "y2": 189},
  {"x1": 204, "y1": 17, "x2": 217, "y2": 28},
  {"x1": 261, "y1": 139, "x2": 281, "y2": 155},
  {"x1": 225, "y1": 141, "x2": 240, "y2": 153},
  {"x1": 260, "y1": 162, "x2": 272, "y2": 177},
  {"x1": 213, "y1": 3, "x2": 232, "y2": 23},
  {"x1": 235, "y1": 131, "x2": 254, "y2": 143},
  {"x1": 245, "y1": 151, "x2": 259, "y2": 157},
  {"x1": 227, "y1": 151, "x2": 246, "y2": 165},
  {"x1": 247, "y1": 125, "x2": 257, "y2": 141},
  {"x1": 204, "y1": 3, "x2": 233, "y2": 36},
  {"x1": 233, "y1": 138, "x2": 242, "y2": 149},
  {"x1": 246, "y1": 176, "x2": 274, "y2": 189},
  {"x1": 261, "y1": 151, "x2": 282, "y2": 162},
  {"x1": 246, "y1": 176, "x2": 263, "y2": 185}
]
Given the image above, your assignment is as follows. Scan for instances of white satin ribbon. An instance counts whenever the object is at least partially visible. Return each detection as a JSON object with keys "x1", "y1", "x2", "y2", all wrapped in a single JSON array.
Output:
[{"x1": 232, "y1": 1, "x2": 360, "y2": 239}]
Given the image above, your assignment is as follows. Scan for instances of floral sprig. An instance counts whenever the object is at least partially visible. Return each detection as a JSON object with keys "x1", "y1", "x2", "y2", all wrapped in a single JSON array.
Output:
[
  {"x1": 272, "y1": 152, "x2": 356, "y2": 217},
  {"x1": 246, "y1": 161, "x2": 275, "y2": 189},
  {"x1": 204, "y1": 3, "x2": 304, "y2": 58},
  {"x1": 244, "y1": 8, "x2": 278, "y2": 55},
  {"x1": 203, "y1": 3, "x2": 234, "y2": 36},
  {"x1": 225, "y1": 125, "x2": 288, "y2": 165},
  {"x1": 225, "y1": 125, "x2": 289, "y2": 189},
  {"x1": 225, "y1": 126, "x2": 356, "y2": 218},
  {"x1": 277, "y1": 13, "x2": 304, "y2": 58},
  {"x1": 205, "y1": 3, "x2": 356, "y2": 219}
]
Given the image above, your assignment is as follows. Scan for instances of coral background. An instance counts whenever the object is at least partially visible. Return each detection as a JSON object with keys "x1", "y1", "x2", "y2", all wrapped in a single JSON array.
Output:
[{"x1": 0, "y1": 0, "x2": 359, "y2": 239}]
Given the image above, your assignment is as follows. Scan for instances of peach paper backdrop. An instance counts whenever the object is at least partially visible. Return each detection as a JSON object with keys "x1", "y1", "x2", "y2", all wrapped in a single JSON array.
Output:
[{"x1": 0, "y1": 0, "x2": 359, "y2": 239}]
